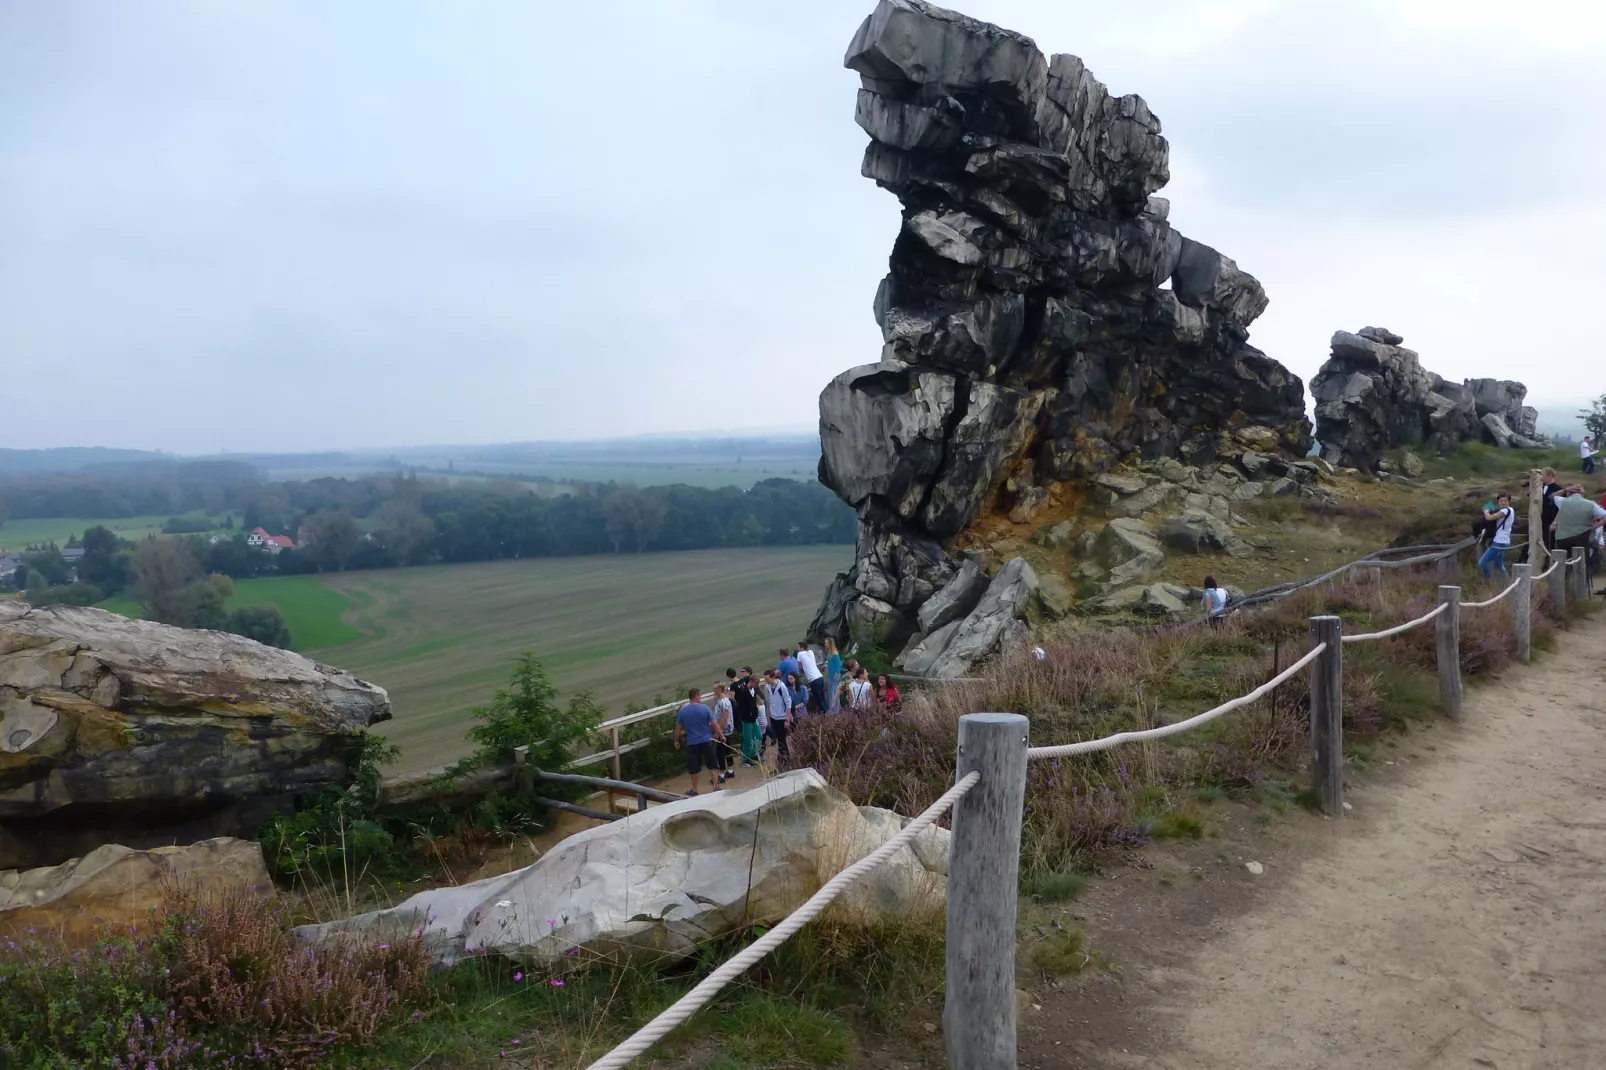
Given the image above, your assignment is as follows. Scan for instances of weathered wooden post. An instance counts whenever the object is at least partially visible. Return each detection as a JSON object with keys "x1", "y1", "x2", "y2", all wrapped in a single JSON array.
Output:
[
  {"x1": 1569, "y1": 548, "x2": 1588, "y2": 602},
  {"x1": 1435, "y1": 585, "x2": 1462, "y2": 722},
  {"x1": 1511, "y1": 563, "x2": 1532, "y2": 664},
  {"x1": 610, "y1": 725, "x2": 623, "y2": 781},
  {"x1": 1549, "y1": 548, "x2": 1568, "y2": 619},
  {"x1": 946, "y1": 712, "x2": 1029, "y2": 1070},
  {"x1": 1528, "y1": 468, "x2": 1544, "y2": 568},
  {"x1": 513, "y1": 744, "x2": 533, "y2": 794},
  {"x1": 1308, "y1": 616, "x2": 1343, "y2": 815}
]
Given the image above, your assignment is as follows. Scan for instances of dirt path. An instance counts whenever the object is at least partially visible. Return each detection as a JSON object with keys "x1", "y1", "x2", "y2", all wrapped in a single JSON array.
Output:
[{"x1": 1021, "y1": 611, "x2": 1606, "y2": 1070}]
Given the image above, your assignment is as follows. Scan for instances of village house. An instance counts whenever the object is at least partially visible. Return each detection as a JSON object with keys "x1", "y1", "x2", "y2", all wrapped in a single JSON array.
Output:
[{"x1": 246, "y1": 527, "x2": 296, "y2": 552}]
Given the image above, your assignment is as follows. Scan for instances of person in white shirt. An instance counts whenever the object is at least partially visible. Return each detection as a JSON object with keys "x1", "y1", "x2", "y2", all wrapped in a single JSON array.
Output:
[
  {"x1": 1582, "y1": 438, "x2": 1596, "y2": 475},
  {"x1": 711, "y1": 683, "x2": 737, "y2": 783},
  {"x1": 795, "y1": 642, "x2": 826, "y2": 713},
  {"x1": 1478, "y1": 493, "x2": 1516, "y2": 579},
  {"x1": 847, "y1": 667, "x2": 873, "y2": 710},
  {"x1": 1200, "y1": 575, "x2": 1229, "y2": 628}
]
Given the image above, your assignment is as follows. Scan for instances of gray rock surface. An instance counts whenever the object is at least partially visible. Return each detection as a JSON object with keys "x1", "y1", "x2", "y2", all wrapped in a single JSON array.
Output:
[
  {"x1": 1096, "y1": 518, "x2": 1165, "y2": 586},
  {"x1": 296, "y1": 770, "x2": 947, "y2": 967},
  {"x1": 916, "y1": 554, "x2": 985, "y2": 632},
  {"x1": 1312, "y1": 328, "x2": 1550, "y2": 469},
  {"x1": 1159, "y1": 511, "x2": 1252, "y2": 557},
  {"x1": 812, "y1": 0, "x2": 1312, "y2": 658},
  {"x1": 926, "y1": 557, "x2": 1039, "y2": 678},
  {"x1": 0, "y1": 603, "x2": 389, "y2": 869}
]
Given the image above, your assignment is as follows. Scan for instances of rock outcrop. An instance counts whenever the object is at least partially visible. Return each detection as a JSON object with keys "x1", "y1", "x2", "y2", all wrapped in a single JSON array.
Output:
[
  {"x1": 0, "y1": 837, "x2": 271, "y2": 946},
  {"x1": 0, "y1": 603, "x2": 390, "y2": 868},
  {"x1": 294, "y1": 769, "x2": 947, "y2": 967},
  {"x1": 1312, "y1": 328, "x2": 1548, "y2": 470},
  {"x1": 812, "y1": 0, "x2": 1312, "y2": 664}
]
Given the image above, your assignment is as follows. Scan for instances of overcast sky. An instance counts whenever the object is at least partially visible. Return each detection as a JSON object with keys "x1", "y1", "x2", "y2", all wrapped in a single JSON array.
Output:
[{"x1": 2, "y1": 0, "x2": 1601, "y2": 453}]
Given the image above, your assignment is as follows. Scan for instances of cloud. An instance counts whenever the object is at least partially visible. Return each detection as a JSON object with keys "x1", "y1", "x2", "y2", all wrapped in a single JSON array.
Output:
[{"x1": 0, "y1": 0, "x2": 1601, "y2": 451}]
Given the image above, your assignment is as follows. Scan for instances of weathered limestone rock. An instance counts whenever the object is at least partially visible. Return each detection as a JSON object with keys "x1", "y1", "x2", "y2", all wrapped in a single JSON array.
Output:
[
  {"x1": 294, "y1": 770, "x2": 947, "y2": 967},
  {"x1": 1085, "y1": 582, "x2": 1188, "y2": 617},
  {"x1": 1312, "y1": 328, "x2": 1550, "y2": 469},
  {"x1": 916, "y1": 554, "x2": 985, "y2": 632},
  {"x1": 1095, "y1": 518, "x2": 1165, "y2": 586},
  {"x1": 812, "y1": 0, "x2": 1312, "y2": 659},
  {"x1": 1030, "y1": 519, "x2": 1077, "y2": 549},
  {"x1": 0, "y1": 603, "x2": 390, "y2": 869},
  {"x1": 927, "y1": 557, "x2": 1040, "y2": 678},
  {"x1": 0, "y1": 837, "x2": 271, "y2": 946}
]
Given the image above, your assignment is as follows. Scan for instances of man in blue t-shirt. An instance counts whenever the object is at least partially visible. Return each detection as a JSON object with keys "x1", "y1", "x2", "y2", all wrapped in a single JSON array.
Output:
[
  {"x1": 776, "y1": 647, "x2": 800, "y2": 683},
  {"x1": 674, "y1": 688, "x2": 726, "y2": 796}
]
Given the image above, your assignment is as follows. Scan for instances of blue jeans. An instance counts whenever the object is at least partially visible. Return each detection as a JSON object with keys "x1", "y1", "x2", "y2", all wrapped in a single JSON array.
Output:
[{"x1": 1478, "y1": 543, "x2": 1509, "y2": 578}]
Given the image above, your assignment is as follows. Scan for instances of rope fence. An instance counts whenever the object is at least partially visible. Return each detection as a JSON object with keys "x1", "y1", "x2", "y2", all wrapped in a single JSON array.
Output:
[{"x1": 587, "y1": 471, "x2": 1590, "y2": 1070}]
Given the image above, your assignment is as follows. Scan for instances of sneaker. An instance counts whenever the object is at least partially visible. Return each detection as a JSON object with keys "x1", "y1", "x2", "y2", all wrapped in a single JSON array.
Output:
[
  {"x1": 742, "y1": 760, "x2": 758, "y2": 768},
  {"x1": 685, "y1": 789, "x2": 699, "y2": 797}
]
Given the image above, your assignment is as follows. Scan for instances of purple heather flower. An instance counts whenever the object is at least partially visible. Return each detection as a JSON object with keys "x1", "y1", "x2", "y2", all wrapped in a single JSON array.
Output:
[
  {"x1": 550, "y1": 977, "x2": 565, "y2": 987},
  {"x1": 513, "y1": 971, "x2": 523, "y2": 982}
]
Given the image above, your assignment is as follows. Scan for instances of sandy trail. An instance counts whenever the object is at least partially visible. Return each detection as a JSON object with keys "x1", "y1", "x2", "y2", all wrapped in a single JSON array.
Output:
[{"x1": 1061, "y1": 611, "x2": 1606, "y2": 1069}]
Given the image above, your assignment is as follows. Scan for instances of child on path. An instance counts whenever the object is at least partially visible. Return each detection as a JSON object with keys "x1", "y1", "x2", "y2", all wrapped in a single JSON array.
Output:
[
  {"x1": 672, "y1": 688, "x2": 725, "y2": 796},
  {"x1": 712, "y1": 682, "x2": 737, "y2": 783},
  {"x1": 1478, "y1": 493, "x2": 1516, "y2": 579}
]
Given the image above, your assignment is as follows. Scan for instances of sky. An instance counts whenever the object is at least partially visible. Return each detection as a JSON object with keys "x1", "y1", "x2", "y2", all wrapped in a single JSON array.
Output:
[{"x1": 1, "y1": 0, "x2": 1602, "y2": 453}]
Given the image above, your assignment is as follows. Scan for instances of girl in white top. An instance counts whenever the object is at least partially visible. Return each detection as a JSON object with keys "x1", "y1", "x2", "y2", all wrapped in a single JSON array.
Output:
[
  {"x1": 847, "y1": 668, "x2": 873, "y2": 710},
  {"x1": 1201, "y1": 575, "x2": 1229, "y2": 628}
]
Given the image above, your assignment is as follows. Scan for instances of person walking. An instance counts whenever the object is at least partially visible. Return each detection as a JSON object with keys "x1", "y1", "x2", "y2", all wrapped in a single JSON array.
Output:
[
  {"x1": 1582, "y1": 438, "x2": 1596, "y2": 475},
  {"x1": 712, "y1": 682, "x2": 737, "y2": 782},
  {"x1": 796, "y1": 642, "x2": 826, "y2": 713},
  {"x1": 1478, "y1": 493, "x2": 1516, "y2": 579},
  {"x1": 1201, "y1": 576, "x2": 1229, "y2": 628},
  {"x1": 731, "y1": 666, "x2": 762, "y2": 767},
  {"x1": 823, "y1": 638, "x2": 843, "y2": 715},
  {"x1": 672, "y1": 688, "x2": 725, "y2": 796}
]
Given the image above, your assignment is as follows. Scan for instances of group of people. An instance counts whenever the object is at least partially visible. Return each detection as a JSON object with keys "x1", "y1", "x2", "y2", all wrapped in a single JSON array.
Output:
[
  {"x1": 1475, "y1": 466, "x2": 1606, "y2": 579},
  {"x1": 670, "y1": 638, "x2": 905, "y2": 794}
]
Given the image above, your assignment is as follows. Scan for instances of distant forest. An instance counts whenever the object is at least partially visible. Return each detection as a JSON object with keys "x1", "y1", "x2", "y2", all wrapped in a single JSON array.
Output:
[{"x1": 0, "y1": 461, "x2": 856, "y2": 581}]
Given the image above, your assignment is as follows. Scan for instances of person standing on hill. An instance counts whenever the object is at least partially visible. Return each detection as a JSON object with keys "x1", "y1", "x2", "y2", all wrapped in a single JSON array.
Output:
[
  {"x1": 796, "y1": 642, "x2": 826, "y2": 713},
  {"x1": 876, "y1": 673, "x2": 901, "y2": 711},
  {"x1": 1550, "y1": 485, "x2": 1606, "y2": 577},
  {"x1": 1541, "y1": 467, "x2": 1562, "y2": 551},
  {"x1": 1478, "y1": 493, "x2": 1516, "y2": 579},
  {"x1": 776, "y1": 647, "x2": 800, "y2": 684},
  {"x1": 787, "y1": 670, "x2": 808, "y2": 724},
  {"x1": 1582, "y1": 438, "x2": 1597, "y2": 475},
  {"x1": 731, "y1": 666, "x2": 762, "y2": 767},
  {"x1": 712, "y1": 682, "x2": 737, "y2": 782},
  {"x1": 673, "y1": 688, "x2": 724, "y2": 796},
  {"x1": 848, "y1": 667, "x2": 873, "y2": 711},
  {"x1": 1201, "y1": 576, "x2": 1229, "y2": 627},
  {"x1": 823, "y1": 638, "x2": 843, "y2": 715}
]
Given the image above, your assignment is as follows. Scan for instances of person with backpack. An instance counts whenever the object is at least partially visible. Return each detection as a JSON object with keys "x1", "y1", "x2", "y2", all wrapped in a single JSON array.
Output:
[
  {"x1": 1201, "y1": 576, "x2": 1229, "y2": 627},
  {"x1": 730, "y1": 666, "x2": 762, "y2": 767},
  {"x1": 761, "y1": 669, "x2": 791, "y2": 760},
  {"x1": 1478, "y1": 493, "x2": 1516, "y2": 579}
]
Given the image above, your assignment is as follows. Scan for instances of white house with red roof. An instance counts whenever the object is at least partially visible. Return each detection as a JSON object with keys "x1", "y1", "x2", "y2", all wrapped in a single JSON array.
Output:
[{"x1": 247, "y1": 527, "x2": 297, "y2": 552}]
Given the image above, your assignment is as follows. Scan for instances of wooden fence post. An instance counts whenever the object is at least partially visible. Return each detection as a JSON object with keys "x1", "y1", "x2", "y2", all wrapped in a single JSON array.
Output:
[
  {"x1": 610, "y1": 726, "x2": 623, "y2": 781},
  {"x1": 1511, "y1": 563, "x2": 1532, "y2": 664},
  {"x1": 1435, "y1": 585, "x2": 1462, "y2": 722},
  {"x1": 946, "y1": 712, "x2": 1029, "y2": 1070},
  {"x1": 1307, "y1": 616, "x2": 1343, "y2": 815},
  {"x1": 1528, "y1": 469, "x2": 1544, "y2": 568},
  {"x1": 1549, "y1": 548, "x2": 1568, "y2": 619},
  {"x1": 1569, "y1": 548, "x2": 1588, "y2": 602}
]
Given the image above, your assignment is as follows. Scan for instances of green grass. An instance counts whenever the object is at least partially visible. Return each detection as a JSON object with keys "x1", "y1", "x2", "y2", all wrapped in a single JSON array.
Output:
[
  {"x1": 0, "y1": 513, "x2": 235, "y2": 550},
  {"x1": 95, "y1": 575, "x2": 360, "y2": 651},
  {"x1": 1416, "y1": 442, "x2": 1576, "y2": 481},
  {"x1": 1023, "y1": 869, "x2": 1088, "y2": 902},
  {"x1": 307, "y1": 546, "x2": 849, "y2": 773}
]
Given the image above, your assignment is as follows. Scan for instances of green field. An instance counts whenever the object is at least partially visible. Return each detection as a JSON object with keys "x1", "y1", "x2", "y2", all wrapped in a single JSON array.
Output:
[
  {"x1": 0, "y1": 513, "x2": 236, "y2": 551},
  {"x1": 310, "y1": 547, "x2": 848, "y2": 774},
  {"x1": 97, "y1": 575, "x2": 362, "y2": 650}
]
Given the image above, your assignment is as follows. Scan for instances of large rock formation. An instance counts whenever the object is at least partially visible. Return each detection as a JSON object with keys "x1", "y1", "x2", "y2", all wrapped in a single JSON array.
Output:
[
  {"x1": 295, "y1": 769, "x2": 948, "y2": 967},
  {"x1": 0, "y1": 837, "x2": 271, "y2": 946},
  {"x1": 0, "y1": 603, "x2": 390, "y2": 868},
  {"x1": 1312, "y1": 327, "x2": 1548, "y2": 470},
  {"x1": 812, "y1": 0, "x2": 1312, "y2": 661}
]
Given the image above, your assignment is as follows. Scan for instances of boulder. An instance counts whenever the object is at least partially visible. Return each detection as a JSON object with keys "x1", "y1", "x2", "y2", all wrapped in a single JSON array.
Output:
[
  {"x1": 0, "y1": 837, "x2": 270, "y2": 946},
  {"x1": 895, "y1": 619, "x2": 963, "y2": 674},
  {"x1": 927, "y1": 557, "x2": 1039, "y2": 679},
  {"x1": 295, "y1": 770, "x2": 947, "y2": 967},
  {"x1": 1031, "y1": 519, "x2": 1077, "y2": 549},
  {"x1": 1037, "y1": 574, "x2": 1074, "y2": 620},
  {"x1": 1313, "y1": 329, "x2": 1548, "y2": 468},
  {"x1": 1085, "y1": 582, "x2": 1189, "y2": 617},
  {"x1": 812, "y1": 0, "x2": 1313, "y2": 657},
  {"x1": 917, "y1": 555, "x2": 986, "y2": 633},
  {"x1": 1400, "y1": 451, "x2": 1424, "y2": 478},
  {"x1": 1095, "y1": 518, "x2": 1165, "y2": 586},
  {"x1": 1159, "y1": 511, "x2": 1252, "y2": 557},
  {"x1": 0, "y1": 603, "x2": 389, "y2": 869}
]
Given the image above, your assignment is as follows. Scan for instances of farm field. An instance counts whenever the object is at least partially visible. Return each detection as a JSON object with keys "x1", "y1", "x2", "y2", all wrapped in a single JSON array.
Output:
[
  {"x1": 0, "y1": 513, "x2": 234, "y2": 550},
  {"x1": 97, "y1": 575, "x2": 362, "y2": 650},
  {"x1": 307, "y1": 546, "x2": 849, "y2": 774}
]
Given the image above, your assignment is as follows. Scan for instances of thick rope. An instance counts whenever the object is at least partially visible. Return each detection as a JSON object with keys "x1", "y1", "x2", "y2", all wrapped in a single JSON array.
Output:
[
  {"x1": 1463, "y1": 579, "x2": 1521, "y2": 609},
  {"x1": 1025, "y1": 643, "x2": 1325, "y2": 761},
  {"x1": 583, "y1": 771, "x2": 981, "y2": 1070},
  {"x1": 1534, "y1": 558, "x2": 1561, "y2": 580},
  {"x1": 1340, "y1": 602, "x2": 1448, "y2": 643}
]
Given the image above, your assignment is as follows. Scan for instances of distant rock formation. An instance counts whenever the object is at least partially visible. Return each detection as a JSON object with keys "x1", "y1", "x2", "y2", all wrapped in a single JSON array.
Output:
[
  {"x1": 1311, "y1": 328, "x2": 1547, "y2": 470},
  {"x1": 811, "y1": 0, "x2": 1312, "y2": 663},
  {"x1": 0, "y1": 603, "x2": 390, "y2": 869}
]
